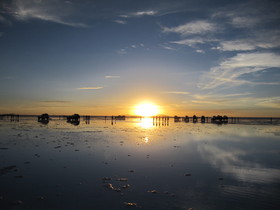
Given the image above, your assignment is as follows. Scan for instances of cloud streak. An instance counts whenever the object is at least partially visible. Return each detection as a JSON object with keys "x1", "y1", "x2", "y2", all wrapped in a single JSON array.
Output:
[
  {"x1": 4, "y1": 0, "x2": 88, "y2": 27},
  {"x1": 39, "y1": 101, "x2": 71, "y2": 103},
  {"x1": 78, "y1": 87, "x2": 103, "y2": 90},
  {"x1": 105, "y1": 76, "x2": 120, "y2": 79},
  {"x1": 161, "y1": 91, "x2": 190, "y2": 95},
  {"x1": 198, "y1": 52, "x2": 280, "y2": 90},
  {"x1": 120, "y1": 10, "x2": 158, "y2": 18},
  {"x1": 113, "y1": 19, "x2": 127, "y2": 24},
  {"x1": 162, "y1": 20, "x2": 217, "y2": 36}
]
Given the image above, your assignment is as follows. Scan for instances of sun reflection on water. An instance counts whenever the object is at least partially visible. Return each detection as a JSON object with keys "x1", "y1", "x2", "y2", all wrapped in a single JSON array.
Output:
[
  {"x1": 144, "y1": 137, "x2": 149, "y2": 143},
  {"x1": 138, "y1": 118, "x2": 154, "y2": 129}
]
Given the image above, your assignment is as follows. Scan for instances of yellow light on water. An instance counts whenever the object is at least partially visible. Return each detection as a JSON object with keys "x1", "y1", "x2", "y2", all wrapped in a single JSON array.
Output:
[
  {"x1": 138, "y1": 117, "x2": 154, "y2": 129},
  {"x1": 134, "y1": 102, "x2": 159, "y2": 117}
]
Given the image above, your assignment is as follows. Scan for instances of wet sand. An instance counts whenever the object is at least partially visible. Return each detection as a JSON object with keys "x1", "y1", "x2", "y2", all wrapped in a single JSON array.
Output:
[{"x1": 0, "y1": 117, "x2": 280, "y2": 209}]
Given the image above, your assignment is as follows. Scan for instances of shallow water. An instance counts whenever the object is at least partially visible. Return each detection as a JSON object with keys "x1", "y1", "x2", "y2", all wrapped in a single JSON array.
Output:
[{"x1": 0, "y1": 117, "x2": 280, "y2": 210}]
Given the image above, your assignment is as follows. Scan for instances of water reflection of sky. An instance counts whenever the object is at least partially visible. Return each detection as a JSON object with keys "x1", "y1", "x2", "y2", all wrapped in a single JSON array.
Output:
[{"x1": 0, "y1": 118, "x2": 280, "y2": 209}]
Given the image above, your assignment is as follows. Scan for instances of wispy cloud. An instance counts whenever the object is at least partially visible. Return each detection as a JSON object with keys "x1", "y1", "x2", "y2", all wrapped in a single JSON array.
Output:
[
  {"x1": 161, "y1": 91, "x2": 190, "y2": 95},
  {"x1": 160, "y1": 44, "x2": 176, "y2": 51},
  {"x1": 162, "y1": 20, "x2": 217, "y2": 36},
  {"x1": 212, "y1": 1, "x2": 280, "y2": 29},
  {"x1": 105, "y1": 75, "x2": 120, "y2": 79},
  {"x1": 117, "y1": 43, "x2": 146, "y2": 55},
  {"x1": 171, "y1": 38, "x2": 206, "y2": 47},
  {"x1": 39, "y1": 100, "x2": 71, "y2": 103},
  {"x1": 113, "y1": 19, "x2": 127, "y2": 24},
  {"x1": 120, "y1": 10, "x2": 158, "y2": 18},
  {"x1": 4, "y1": 0, "x2": 88, "y2": 27},
  {"x1": 78, "y1": 87, "x2": 103, "y2": 90},
  {"x1": 256, "y1": 97, "x2": 280, "y2": 109},
  {"x1": 199, "y1": 52, "x2": 280, "y2": 89},
  {"x1": 214, "y1": 31, "x2": 280, "y2": 51},
  {"x1": 195, "y1": 49, "x2": 205, "y2": 54},
  {"x1": 117, "y1": 48, "x2": 127, "y2": 55}
]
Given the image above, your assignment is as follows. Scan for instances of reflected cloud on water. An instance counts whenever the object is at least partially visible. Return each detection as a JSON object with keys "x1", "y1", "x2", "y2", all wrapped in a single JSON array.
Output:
[
  {"x1": 197, "y1": 137, "x2": 280, "y2": 184},
  {"x1": 0, "y1": 117, "x2": 279, "y2": 209}
]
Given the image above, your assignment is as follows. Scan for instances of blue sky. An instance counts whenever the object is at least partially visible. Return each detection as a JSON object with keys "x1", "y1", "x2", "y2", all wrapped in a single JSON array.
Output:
[{"x1": 0, "y1": 0, "x2": 280, "y2": 116}]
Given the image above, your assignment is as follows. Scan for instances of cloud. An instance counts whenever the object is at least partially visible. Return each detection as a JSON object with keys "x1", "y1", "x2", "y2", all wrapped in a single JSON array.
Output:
[
  {"x1": 105, "y1": 76, "x2": 120, "y2": 79},
  {"x1": 212, "y1": 1, "x2": 280, "y2": 29},
  {"x1": 198, "y1": 142, "x2": 280, "y2": 184},
  {"x1": 113, "y1": 19, "x2": 127, "y2": 24},
  {"x1": 195, "y1": 49, "x2": 205, "y2": 54},
  {"x1": 160, "y1": 44, "x2": 176, "y2": 51},
  {"x1": 171, "y1": 38, "x2": 206, "y2": 47},
  {"x1": 132, "y1": 10, "x2": 158, "y2": 16},
  {"x1": 214, "y1": 31, "x2": 280, "y2": 51},
  {"x1": 161, "y1": 91, "x2": 190, "y2": 95},
  {"x1": 162, "y1": 20, "x2": 217, "y2": 36},
  {"x1": 120, "y1": 10, "x2": 158, "y2": 18},
  {"x1": 39, "y1": 100, "x2": 71, "y2": 103},
  {"x1": 198, "y1": 52, "x2": 280, "y2": 89},
  {"x1": 184, "y1": 92, "x2": 280, "y2": 110},
  {"x1": 117, "y1": 44, "x2": 146, "y2": 55},
  {"x1": 78, "y1": 87, "x2": 103, "y2": 90},
  {"x1": 223, "y1": 92, "x2": 252, "y2": 97},
  {"x1": 117, "y1": 49, "x2": 127, "y2": 55},
  {"x1": 215, "y1": 40, "x2": 256, "y2": 51},
  {"x1": 4, "y1": 0, "x2": 88, "y2": 27},
  {"x1": 256, "y1": 97, "x2": 280, "y2": 109}
]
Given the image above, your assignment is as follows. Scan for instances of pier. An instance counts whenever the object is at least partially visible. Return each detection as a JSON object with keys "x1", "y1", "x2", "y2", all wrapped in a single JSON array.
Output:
[
  {"x1": 0, "y1": 114, "x2": 20, "y2": 121},
  {"x1": 152, "y1": 116, "x2": 169, "y2": 126}
]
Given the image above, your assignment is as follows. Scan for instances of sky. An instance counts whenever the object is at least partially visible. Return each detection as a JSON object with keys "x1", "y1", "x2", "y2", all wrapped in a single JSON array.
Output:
[{"x1": 0, "y1": 0, "x2": 280, "y2": 117}]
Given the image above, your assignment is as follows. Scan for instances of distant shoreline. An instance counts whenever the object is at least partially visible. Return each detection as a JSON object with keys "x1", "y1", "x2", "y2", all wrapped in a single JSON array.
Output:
[{"x1": 1, "y1": 114, "x2": 280, "y2": 119}]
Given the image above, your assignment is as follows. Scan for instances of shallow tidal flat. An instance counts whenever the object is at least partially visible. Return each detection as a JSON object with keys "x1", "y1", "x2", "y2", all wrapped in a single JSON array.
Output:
[{"x1": 0, "y1": 118, "x2": 280, "y2": 210}]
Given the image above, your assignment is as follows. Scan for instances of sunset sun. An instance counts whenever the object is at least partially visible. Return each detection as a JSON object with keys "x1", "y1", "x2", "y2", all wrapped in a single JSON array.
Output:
[{"x1": 134, "y1": 103, "x2": 160, "y2": 117}]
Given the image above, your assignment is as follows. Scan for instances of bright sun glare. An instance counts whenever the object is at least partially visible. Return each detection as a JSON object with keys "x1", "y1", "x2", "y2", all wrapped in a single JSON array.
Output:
[{"x1": 134, "y1": 103, "x2": 159, "y2": 117}]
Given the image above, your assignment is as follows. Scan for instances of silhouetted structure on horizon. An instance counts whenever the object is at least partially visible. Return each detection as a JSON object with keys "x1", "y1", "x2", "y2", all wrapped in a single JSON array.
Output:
[
  {"x1": 193, "y1": 115, "x2": 198, "y2": 123},
  {"x1": 114, "y1": 115, "x2": 126, "y2": 120},
  {"x1": 211, "y1": 115, "x2": 228, "y2": 124},
  {"x1": 83, "y1": 115, "x2": 91, "y2": 124},
  {"x1": 67, "y1": 114, "x2": 80, "y2": 125},
  {"x1": 38, "y1": 113, "x2": 49, "y2": 124},
  {"x1": 183, "y1": 115, "x2": 189, "y2": 122},
  {"x1": 0, "y1": 114, "x2": 20, "y2": 121},
  {"x1": 174, "y1": 115, "x2": 181, "y2": 122},
  {"x1": 153, "y1": 116, "x2": 169, "y2": 126},
  {"x1": 201, "y1": 115, "x2": 206, "y2": 123}
]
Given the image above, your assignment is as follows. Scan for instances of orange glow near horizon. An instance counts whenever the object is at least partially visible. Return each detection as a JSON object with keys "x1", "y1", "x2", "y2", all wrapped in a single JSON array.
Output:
[{"x1": 134, "y1": 102, "x2": 160, "y2": 117}]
